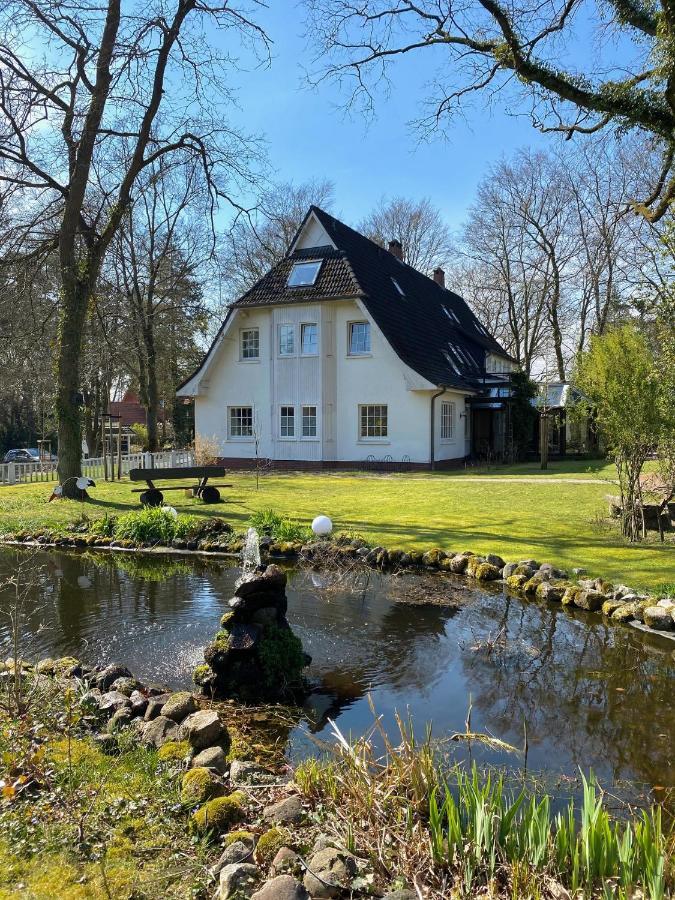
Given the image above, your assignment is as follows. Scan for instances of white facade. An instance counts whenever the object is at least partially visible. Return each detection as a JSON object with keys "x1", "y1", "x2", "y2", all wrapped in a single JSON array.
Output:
[{"x1": 178, "y1": 298, "x2": 472, "y2": 465}]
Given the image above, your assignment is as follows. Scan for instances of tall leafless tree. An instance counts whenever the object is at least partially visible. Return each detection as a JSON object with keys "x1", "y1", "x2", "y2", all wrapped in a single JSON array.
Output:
[
  {"x1": 358, "y1": 196, "x2": 453, "y2": 274},
  {"x1": 0, "y1": 0, "x2": 268, "y2": 494}
]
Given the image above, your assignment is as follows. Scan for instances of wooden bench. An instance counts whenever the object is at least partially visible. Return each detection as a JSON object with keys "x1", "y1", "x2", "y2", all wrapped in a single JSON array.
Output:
[{"x1": 128, "y1": 466, "x2": 231, "y2": 507}]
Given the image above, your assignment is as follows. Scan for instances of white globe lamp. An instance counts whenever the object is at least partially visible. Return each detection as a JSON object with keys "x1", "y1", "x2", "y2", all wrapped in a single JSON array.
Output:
[{"x1": 311, "y1": 515, "x2": 333, "y2": 537}]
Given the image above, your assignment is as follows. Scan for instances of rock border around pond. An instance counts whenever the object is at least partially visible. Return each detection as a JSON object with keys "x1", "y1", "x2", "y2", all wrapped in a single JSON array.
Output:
[
  {"x1": 4, "y1": 656, "x2": 387, "y2": 900},
  {"x1": 2, "y1": 524, "x2": 673, "y2": 645}
]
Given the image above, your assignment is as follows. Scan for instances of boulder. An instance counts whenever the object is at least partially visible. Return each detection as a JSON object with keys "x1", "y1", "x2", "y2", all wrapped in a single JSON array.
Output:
[
  {"x1": 642, "y1": 607, "x2": 675, "y2": 631},
  {"x1": 218, "y1": 863, "x2": 259, "y2": 900},
  {"x1": 110, "y1": 676, "x2": 143, "y2": 696},
  {"x1": 98, "y1": 691, "x2": 131, "y2": 717},
  {"x1": 270, "y1": 848, "x2": 303, "y2": 878},
  {"x1": 141, "y1": 715, "x2": 178, "y2": 748},
  {"x1": 506, "y1": 574, "x2": 528, "y2": 591},
  {"x1": 192, "y1": 746, "x2": 228, "y2": 774},
  {"x1": 179, "y1": 709, "x2": 225, "y2": 750},
  {"x1": 502, "y1": 563, "x2": 518, "y2": 579},
  {"x1": 193, "y1": 792, "x2": 246, "y2": 835},
  {"x1": 302, "y1": 847, "x2": 359, "y2": 898},
  {"x1": 161, "y1": 691, "x2": 198, "y2": 722},
  {"x1": 536, "y1": 582, "x2": 565, "y2": 603},
  {"x1": 96, "y1": 664, "x2": 132, "y2": 691},
  {"x1": 211, "y1": 841, "x2": 255, "y2": 877},
  {"x1": 235, "y1": 565, "x2": 287, "y2": 598},
  {"x1": 574, "y1": 590, "x2": 606, "y2": 612},
  {"x1": 602, "y1": 598, "x2": 626, "y2": 617},
  {"x1": 230, "y1": 759, "x2": 280, "y2": 786},
  {"x1": 612, "y1": 602, "x2": 639, "y2": 623},
  {"x1": 422, "y1": 549, "x2": 446, "y2": 567},
  {"x1": 657, "y1": 598, "x2": 675, "y2": 610},
  {"x1": 252, "y1": 875, "x2": 309, "y2": 900},
  {"x1": 262, "y1": 795, "x2": 305, "y2": 826},
  {"x1": 106, "y1": 706, "x2": 133, "y2": 732},
  {"x1": 474, "y1": 562, "x2": 501, "y2": 582},
  {"x1": 486, "y1": 553, "x2": 505, "y2": 569},
  {"x1": 143, "y1": 697, "x2": 167, "y2": 721},
  {"x1": 449, "y1": 554, "x2": 470, "y2": 574},
  {"x1": 129, "y1": 691, "x2": 148, "y2": 717},
  {"x1": 181, "y1": 766, "x2": 225, "y2": 804}
]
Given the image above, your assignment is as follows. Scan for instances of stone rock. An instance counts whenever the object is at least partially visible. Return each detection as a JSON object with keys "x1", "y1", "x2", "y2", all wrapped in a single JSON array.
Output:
[
  {"x1": 486, "y1": 553, "x2": 505, "y2": 569},
  {"x1": 179, "y1": 709, "x2": 225, "y2": 750},
  {"x1": 192, "y1": 745, "x2": 228, "y2": 774},
  {"x1": 422, "y1": 549, "x2": 446, "y2": 567},
  {"x1": 181, "y1": 767, "x2": 225, "y2": 804},
  {"x1": 536, "y1": 582, "x2": 565, "y2": 603},
  {"x1": 577, "y1": 578, "x2": 596, "y2": 591},
  {"x1": 80, "y1": 688, "x2": 102, "y2": 710},
  {"x1": 107, "y1": 706, "x2": 133, "y2": 732},
  {"x1": 657, "y1": 598, "x2": 675, "y2": 610},
  {"x1": 602, "y1": 598, "x2": 626, "y2": 617},
  {"x1": 235, "y1": 565, "x2": 287, "y2": 598},
  {"x1": 474, "y1": 562, "x2": 501, "y2": 581},
  {"x1": 143, "y1": 697, "x2": 166, "y2": 721},
  {"x1": 449, "y1": 554, "x2": 470, "y2": 574},
  {"x1": 129, "y1": 690, "x2": 148, "y2": 716},
  {"x1": 96, "y1": 664, "x2": 132, "y2": 691},
  {"x1": 303, "y1": 847, "x2": 359, "y2": 898},
  {"x1": 211, "y1": 841, "x2": 254, "y2": 877},
  {"x1": 502, "y1": 562, "x2": 517, "y2": 579},
  {"x1": 519, "y1": 559, "x2": 539, "y2": 569},
  {"x1": 110, "y1": 676, "x2": 143, "y2": 696},
  {"x1": 270, "y1": 848, "x2": 303, "y2": 877},
  {"x1": 230, "y1": 759, "x2": 280, "y2": 786},
  {"x1": 218, "y1": 863, "x2": 259, "y2": 900},
  {"x1": 228, "y1": 623, "x2": 261, "y2": 650},
  {"x1": 252, "y1": 875, "x2": 309, "y2": 900},
  {"x1": 251, "y1": 607, "x2": 280, "y2": 627},
  {"x1": 613, "y1": 584, "x2": 634, "y2": 600},
  {"x1": 98, "y1": 691, "x2": 131, "y2": 717},
  {"x1": 643, "y1": 607, "x2": 675, "y2": 631},
  {"x1": 141, "y1": 715, "x2": 178, "y2": 748},
  {"x1": 262, "y1": 795, "x2": 305, "y2": 826},
  {"x1": 575, "y1": 590, "x2": 606, "y2": 612},
  {"x1": 36, "y1": 657, "x2": 55, "y2": 675},
  {"x1": 161, "y1": 691, "x2": 198, "y2": 722}
]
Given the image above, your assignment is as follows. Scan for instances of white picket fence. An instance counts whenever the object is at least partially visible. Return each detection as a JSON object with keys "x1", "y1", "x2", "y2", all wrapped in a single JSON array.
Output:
[{"x1": 0, "y1": 450, "x2": 194, "y2": 487}]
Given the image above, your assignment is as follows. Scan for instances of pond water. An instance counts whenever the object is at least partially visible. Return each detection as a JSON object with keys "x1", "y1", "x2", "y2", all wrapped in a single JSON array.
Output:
[{"x1": 1, "y1": 547, "x2": 673, "y2": 809}]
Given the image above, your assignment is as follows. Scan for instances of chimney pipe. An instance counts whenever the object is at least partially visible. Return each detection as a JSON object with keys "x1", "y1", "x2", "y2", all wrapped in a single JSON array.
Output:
[
  {"x1": 388, "y1": 239, "x2": 403, "y2": 261},
  {"x1": 433, "y1": 267, "x2": 445, "y2": 288}
]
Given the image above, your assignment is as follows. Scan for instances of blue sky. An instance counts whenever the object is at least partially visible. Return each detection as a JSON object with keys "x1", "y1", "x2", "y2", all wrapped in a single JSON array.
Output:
[{"x1": 225, "y1": 4, "x2": 553, "y2": 231}]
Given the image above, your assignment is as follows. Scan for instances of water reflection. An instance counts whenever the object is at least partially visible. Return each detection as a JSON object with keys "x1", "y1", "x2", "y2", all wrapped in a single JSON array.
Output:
[{"x1": 0, "y1": 547, "x2": 673, "y2": 806}]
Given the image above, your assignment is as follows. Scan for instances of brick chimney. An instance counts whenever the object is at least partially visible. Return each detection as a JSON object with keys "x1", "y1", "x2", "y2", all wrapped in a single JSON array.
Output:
[
  {"x1": 388, "y1": 239, "x2": 403, "y2": 260},
  {"x1": 433, "y1": 267, "x2": 445, "y2": 288}
]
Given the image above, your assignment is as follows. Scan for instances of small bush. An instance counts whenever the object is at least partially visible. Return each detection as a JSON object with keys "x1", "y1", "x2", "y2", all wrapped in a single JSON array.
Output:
[
  {"x1": 249, "y1": 508, "x2": 310, "y2": 543},
  {"x1": 113, "y1": 508, "x2": 199, "y2": 545}
]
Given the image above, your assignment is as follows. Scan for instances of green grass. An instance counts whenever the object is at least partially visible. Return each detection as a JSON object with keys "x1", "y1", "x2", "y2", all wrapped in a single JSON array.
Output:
[{"x1": 0, "y1": 461, "x2": 673, "y2": 591}]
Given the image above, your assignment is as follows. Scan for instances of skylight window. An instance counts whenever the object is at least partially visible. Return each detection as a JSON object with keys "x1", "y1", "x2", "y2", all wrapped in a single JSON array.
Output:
[
  {"x1": 443, "y1": 305, "x2": 460, "y2": 325},
  {"x1": 474, "y1": 319, "x2": 489, "y2": 337},
  {"x1": 287, "y1": 260, "x2": 322, "y2": 287},
  {"x1": 442, "y1": 349, "x2": 460, "y2": 375},
  {"x1": 391, "y1": 277, "x2": 405, "y2": 297}
]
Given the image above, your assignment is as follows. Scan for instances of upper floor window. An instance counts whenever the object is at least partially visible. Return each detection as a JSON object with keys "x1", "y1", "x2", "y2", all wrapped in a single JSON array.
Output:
[
  {"x1": 240, "y1": 328, "x2": 259, "y2": 360},
  {"x1": 348, "y1": 322, "x2": 371, "y2": 355},
  {"x1": 359, "y1": 404, "x2": 388, "y2": 439},
  {"x1": 229, "y1": 406, "x2": 253, "y2": 438},
  {"x1": 301, "y1": 323, "x2": 318, "y2": 355},
  {"x1": 441, "y1": 401, "x2": 455, "y2": 441},
  {"x1": 287, "y1": 260, "x2": 321, "y2": 287},
  {"x1": 279, "y1": 324, "x2": 295, "y2": 356}
]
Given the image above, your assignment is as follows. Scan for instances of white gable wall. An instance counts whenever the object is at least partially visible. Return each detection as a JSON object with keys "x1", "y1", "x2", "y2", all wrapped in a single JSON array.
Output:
[{"x1": 191, "y1": 299, "x2": 471, "y2": 465}]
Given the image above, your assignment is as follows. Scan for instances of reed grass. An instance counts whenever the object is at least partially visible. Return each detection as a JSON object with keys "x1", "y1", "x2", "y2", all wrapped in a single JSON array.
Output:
[{"x1": 296, "y1": 704, "x2": 672, "y2": 899}]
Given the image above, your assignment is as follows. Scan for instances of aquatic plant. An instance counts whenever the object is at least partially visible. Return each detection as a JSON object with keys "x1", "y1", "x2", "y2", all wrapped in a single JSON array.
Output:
[{"x1": 296, "y1": 710, "x2": 671, "y2": 899}]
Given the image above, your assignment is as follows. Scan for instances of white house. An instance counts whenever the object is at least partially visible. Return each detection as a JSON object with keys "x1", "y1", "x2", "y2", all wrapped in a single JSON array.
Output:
[{"x1": 177, "y1": 206, "x2": 515, "y2": 468}]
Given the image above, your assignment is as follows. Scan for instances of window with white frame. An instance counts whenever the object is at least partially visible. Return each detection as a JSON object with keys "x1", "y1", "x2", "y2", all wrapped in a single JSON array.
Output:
[
  {"x1": 359, "y1": 404, "x2": 388, "y2": 439},
  {"x1": 348, "y1": 322, "x2": 371, "y2": 355},
  {"x1": 301, "y1": 405, "x2": 317, "y2": 437},
  {"x1": 441, "y1": 401, "x2": 455, "y2": 440},
  {"x1": 280, "y1": 406, "x2": 295, "y2": 438},
  {"x1": 301, "y1": 323, "x2": 318, "y2": 355},
  {"x1": 279, "y1": 324, "x2": 295, "y2": 356},
  {"x1": 229, "y1": 406, "x2": 253, "y2": 438},
  {"x1": 240, "y1": 328, "x2": 259, "y2": 360},
  {"x1": 287, "y1": 260, "x2": 322, "y2": 287}
]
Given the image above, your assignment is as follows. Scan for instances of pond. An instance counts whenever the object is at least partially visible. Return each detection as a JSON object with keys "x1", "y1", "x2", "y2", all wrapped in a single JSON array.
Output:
[{"x1": 1, "y1": 546, "x2": 673, "y2": 809}]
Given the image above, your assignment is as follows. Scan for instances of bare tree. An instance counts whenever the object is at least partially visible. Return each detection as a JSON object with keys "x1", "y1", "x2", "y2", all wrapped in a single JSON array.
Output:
[
  {"x1": 304, "y1": 0, "x2": 675, "y2": 219},
  {"x1": 221, "y1": 177, "x2": 334, "y2": 299},
  {"x1": 0, "y1": 0, "x2": 268, "y2": 495},
  {"x1": 358, "y1": 196, "x2": 452, "y2": 273}
]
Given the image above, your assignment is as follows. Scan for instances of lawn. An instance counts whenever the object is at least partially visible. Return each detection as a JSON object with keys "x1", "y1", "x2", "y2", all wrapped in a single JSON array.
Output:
[{"x1": 0, "y1": 462, "x2": 673, "y2": 592}]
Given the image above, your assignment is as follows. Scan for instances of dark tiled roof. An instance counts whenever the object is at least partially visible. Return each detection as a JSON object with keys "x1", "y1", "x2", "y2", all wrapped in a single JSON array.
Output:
[{"x1": 235, "y1": 206, "x2": 512, "y2": 390}]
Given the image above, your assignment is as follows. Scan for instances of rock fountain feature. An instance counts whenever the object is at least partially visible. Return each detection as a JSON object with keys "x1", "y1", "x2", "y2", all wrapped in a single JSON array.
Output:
[{"x1": 193, "y1": 528, "x2": 310, "y2": 700}]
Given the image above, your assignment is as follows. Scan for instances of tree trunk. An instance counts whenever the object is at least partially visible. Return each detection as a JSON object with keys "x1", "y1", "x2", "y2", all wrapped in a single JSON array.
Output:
[
  {"x1": 55, "y1": 277, "x2": 90, "y2": 497},
  {"x1": 145, "y1": 320, "x2": 159, "y2": 452}
]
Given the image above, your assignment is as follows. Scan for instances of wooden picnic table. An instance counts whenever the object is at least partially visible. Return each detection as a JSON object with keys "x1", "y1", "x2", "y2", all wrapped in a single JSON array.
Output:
[{"x1": 128, "y1": 466, "x2": 231, "y2": 506}]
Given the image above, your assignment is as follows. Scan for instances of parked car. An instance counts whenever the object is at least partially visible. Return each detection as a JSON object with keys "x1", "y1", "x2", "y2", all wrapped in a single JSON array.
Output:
[{"x1": 3, "y1": 448, "x2": 40, "y2": 462}]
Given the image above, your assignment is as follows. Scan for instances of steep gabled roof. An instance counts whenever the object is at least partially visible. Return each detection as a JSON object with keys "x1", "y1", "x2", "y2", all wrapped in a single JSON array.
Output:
[{"x1": 178, "y1": 206, "x2": 513, "y2": 395}]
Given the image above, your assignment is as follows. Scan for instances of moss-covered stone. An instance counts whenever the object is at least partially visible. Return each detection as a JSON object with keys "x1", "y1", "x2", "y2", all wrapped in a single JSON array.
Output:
[
  {"x1": 602, "y1": 598, "x2": 626, "y2": 617},
  {"x1": 506, "y1": 573, "x2": 528, "y2": 591},
  {"x1": 255, "y1": 827, "x2": 291, "y2": 867},
  {"x1": 562, "y1": 586, "x2": 583, "y2": 606},
  {"x1": 223, "y1": 830, "x2": 255, "y2": 848},
  {"x1": 192, "y1": 792, "x2": 246, "y2": 835},
  {"x1": 612, "y1": 602, "x2": 638, "y2": 622},
  {"x1": 474, "y1": 562, "x2": 501, "y2": 582},
  {"x1": 192, "y1": 664, "x2": 212, "y2": 688},
  {"x1": 220, "y1": 611, "x2": 236, "y2": 629},
  {"x1": 157, "y1": 740, "x2": 191, "y2": 762},
  {"x1": 522, "y1": 576, "x2": 543, "y2": 596},
  {"x1": 422, "y1": 548, "x2": 445, "y2": 567},
  {"x1": 181, "y1": 767, "x2": 223, "y2": 804},
  {"x1": 257, "y1": 625, "x2": 307, "y2": 693}
]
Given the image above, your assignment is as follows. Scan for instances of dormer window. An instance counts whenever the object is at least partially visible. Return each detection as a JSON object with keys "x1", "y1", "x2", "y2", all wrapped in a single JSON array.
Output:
[
  {"x1": 391, "y1": 277, "x2": 405, "y2": 297},
  {"x1": 287, "y1": 260, "x2": 321, "y2": 287}
]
